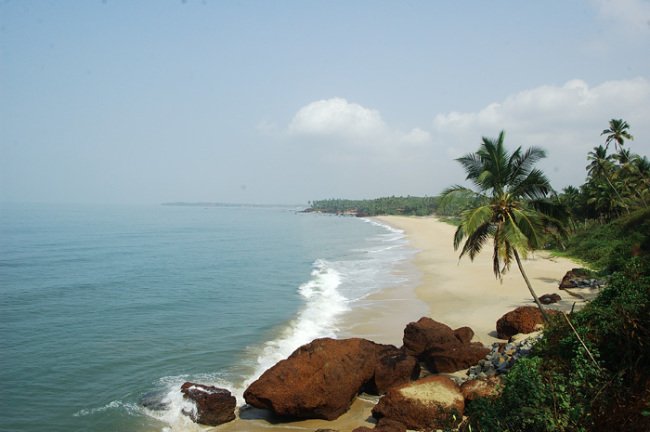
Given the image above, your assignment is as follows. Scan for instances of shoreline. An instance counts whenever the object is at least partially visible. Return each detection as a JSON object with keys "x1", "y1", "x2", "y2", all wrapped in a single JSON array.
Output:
[
  {"x1": 212, "y1": 215, "x2": 582, "y2": 431},
  {"x1": 375, "y1": 215, "x2": 584, "y2": 343}
]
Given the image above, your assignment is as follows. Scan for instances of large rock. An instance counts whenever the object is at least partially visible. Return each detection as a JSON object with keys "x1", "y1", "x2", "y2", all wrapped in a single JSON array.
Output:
[
  {"x1": 559, "y1": 268, "x2": 604, "y2": 289},
  {"x1": 244, "y1": 338, "x2": 379, "y2": 420},
  {"x1": 403, "y1": 317, "x2": 488, "y2": 373},
  {"x1": 496, "y1": 306, "x2": 548, "y2": 339},
  {"x1": 370, "y1": 345, "x2": 420, "y2": 394},
  {"x1": 403, "y1": 317, "x2": 459, "y2": 357},
  {"x1": 180, "y1": 382, "x2": 236, "y2": 426},
  {"x1": 424, "y1": 342, "x2": 490, "y2": 373},
  {"x1": 454, "y1": 326, "x2": 475, "y2": 344},
  {"x1": 372, "y1": 375, "x2": 464, "y2": 431},
  {"x1": 460, "y1": 376, "x2": 504, "y2": 401}
]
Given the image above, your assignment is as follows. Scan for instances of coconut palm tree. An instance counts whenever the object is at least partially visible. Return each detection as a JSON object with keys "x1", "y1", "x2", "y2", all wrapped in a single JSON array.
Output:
[
  {"x1": 441, "y1": 131, "x2": 567, "y2": 320},
  {"x1": 602, "y1": 118, "x2": 634, "y2": 152},
  {"x1": 587, "y1": 145, "x2": 629, "y2": 215}
]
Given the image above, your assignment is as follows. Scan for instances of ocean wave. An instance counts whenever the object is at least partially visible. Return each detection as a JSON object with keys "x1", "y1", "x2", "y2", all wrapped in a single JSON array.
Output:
[
  {"x1": 242, "y1": 259, "x2": 349, "y2": 391},
  {"x1": 142, "y1": 218, "x2": 415, "y2": 431},
  {"x1": 73, "y1": 400, "x2": 140, "y2": 417}
]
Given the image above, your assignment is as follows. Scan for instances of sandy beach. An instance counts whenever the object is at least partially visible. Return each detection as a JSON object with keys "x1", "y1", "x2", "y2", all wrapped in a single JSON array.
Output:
[
  {"x1": 214, "y1": 215, "x2": 582, "y2": 431},
  {"x1": 374, "y1": 216, "x2": 583, "y2": 343}
]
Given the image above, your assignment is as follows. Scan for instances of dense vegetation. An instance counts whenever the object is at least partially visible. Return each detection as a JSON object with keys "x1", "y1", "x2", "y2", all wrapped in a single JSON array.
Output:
[
  {"x1": 307, "y1": 196, "x2": 438, "y2": 216},
  {"x1": 459, "y1": 120, "x2": 650, "y2": 431}
]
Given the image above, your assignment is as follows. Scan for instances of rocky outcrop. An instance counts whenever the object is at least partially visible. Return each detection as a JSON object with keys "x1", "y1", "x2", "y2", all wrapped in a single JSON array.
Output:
[
  {"x1": 244, "y1": 338, "x2": 397, "y2": 420},
  {"x1": 467, "y1": 333, "x2": 542, "y2": 379},
  {"x1": 403, "y1": 317, "x2": 460, "y2": 357},
  {"x1": 403, "y1": 317, "x2": 489, "y2": 373},
  {"x1": 370, "y1": 345, "x2": 420, "y2": 395},
  {"x1": 559, "y1": 268, "x2": 604, "y2": 289},
  {"x1": 496, "y1": 306, "x2": 557, "y2": 339},
  {"x1": 539, "y1": 293, "x2": 562, "y2": 304},
  {"x1": 243, "y1": 338, "x2": 376, "y2": 419},
  {"x1": 461, "y1": 376, "x2": 504, "y2": 401},
  {"x1": 372, "y1": 375, "x2": 464, "y2": 431},
  {"x1": 180, "y1": 382, "x2": 236, "y2": 426},
  {"x1": 424, "y1": 342, "x2": 491, "y2": 373},
  {"x1": 454, "y1": 326, "x2": 475, "y2": 344}
]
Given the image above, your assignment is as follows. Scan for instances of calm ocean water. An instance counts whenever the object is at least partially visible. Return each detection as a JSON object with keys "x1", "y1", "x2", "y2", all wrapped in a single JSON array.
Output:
[{"x1": 0, "y1": 203, "x2": 414, "y2": 432}]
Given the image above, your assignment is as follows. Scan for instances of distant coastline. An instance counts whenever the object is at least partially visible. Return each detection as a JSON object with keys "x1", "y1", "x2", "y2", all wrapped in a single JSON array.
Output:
[{"x1": 162, "y1": 202, "x2": 304, "y2": 209}]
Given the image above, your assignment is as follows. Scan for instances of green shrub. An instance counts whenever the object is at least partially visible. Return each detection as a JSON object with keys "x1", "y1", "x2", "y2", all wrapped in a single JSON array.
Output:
[{"x1": 468, "y1": 259, "x2": 650, "y2": 431}]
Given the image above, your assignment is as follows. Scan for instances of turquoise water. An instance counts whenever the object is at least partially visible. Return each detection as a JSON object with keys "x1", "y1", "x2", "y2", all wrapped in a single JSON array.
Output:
[{"x1": 0, "y1": 203, "x2": 413, "y2": 431}]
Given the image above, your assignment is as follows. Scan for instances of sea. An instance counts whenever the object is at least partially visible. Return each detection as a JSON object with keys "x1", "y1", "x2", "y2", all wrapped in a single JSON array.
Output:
[{"x1": 0, "y1": 203, "x2": 417, "y2": 432}]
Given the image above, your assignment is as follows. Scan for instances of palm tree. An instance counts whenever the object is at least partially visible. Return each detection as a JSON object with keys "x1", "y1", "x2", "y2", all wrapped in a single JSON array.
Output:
[
  {"x1": 441, "y1": 131, "x2": 567, "y2": 320},
  {"x1": 601, "y1": 118, "x2": 634, "y2": 152},
  {"x1": 587, "y1": 145, "x2": 629, "y2": 215}
]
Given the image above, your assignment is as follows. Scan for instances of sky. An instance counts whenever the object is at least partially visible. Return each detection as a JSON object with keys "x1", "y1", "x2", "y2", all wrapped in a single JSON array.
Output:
[{"x1": 1, "y1": 0, "x2": 649, "y2": 205}]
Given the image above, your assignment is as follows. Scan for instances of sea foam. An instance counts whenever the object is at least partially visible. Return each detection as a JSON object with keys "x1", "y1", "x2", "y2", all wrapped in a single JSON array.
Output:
[{"x1": 140, "y1": 216, "x2": 413, "y2": 430}]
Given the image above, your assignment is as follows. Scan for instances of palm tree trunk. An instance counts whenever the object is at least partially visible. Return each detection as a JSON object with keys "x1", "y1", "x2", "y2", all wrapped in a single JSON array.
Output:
[
  {"x1": 602, "y1": 170, "x2": 630, "y2": 214},
  {"x1": 513, "y1": 249, "x2": 549, "y2": 322}
]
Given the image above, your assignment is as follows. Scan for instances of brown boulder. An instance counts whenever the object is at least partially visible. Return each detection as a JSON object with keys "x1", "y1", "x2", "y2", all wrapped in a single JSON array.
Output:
[
  {"x1": 539, "y1": 293, "x2": 562, "y2": 304},
  {"x1": 243, "y1": 338, "x2": 378, "y2": 420},
  {"x1": 180, "y1": 382, "x2": 236, "y2": 426},
  {"x1": 402, "y1": 317, "x2": 488, "y2": 373},
  {"x1": 424, "y1": 342, "x2": 490, "y2": 373},
  {"x1": 370, "y1": 345, "x2": 420, "y2": 394},
  {"x1": 559, "y1": 268, "x2": 591, "y2": 289},
  {"x1": 496, "y1": 306, "x2": 550, "y2": 339},
  {"x1": 454, "y1": 326, "x2": 475, "y2": 344},
  {"x1": 461, "y1": 376, "x2": 504, "y2": 401},
  {"x1": 402, "y1": 317, "x2": 460, "y2": 357},
  {"x1": 372, "y1": 375, "x2": 464, "y2": 431}
]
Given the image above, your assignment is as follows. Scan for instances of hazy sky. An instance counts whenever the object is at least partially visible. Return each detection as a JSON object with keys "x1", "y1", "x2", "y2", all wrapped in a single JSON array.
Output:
[{"x1": 2, "y1": 0, "x2": 649, "y2": 205}]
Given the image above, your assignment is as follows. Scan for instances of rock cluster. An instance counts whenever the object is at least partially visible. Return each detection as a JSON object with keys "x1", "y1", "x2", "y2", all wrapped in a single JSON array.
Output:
[
  {"x1": 177, "y1": 311, "x2": 548, "y2": 429},
  {"x1": 559, "y1": 268, "x2": 604, "y2": 289},
  {"x1": 466, "y1": 333, "x2": 543, "y2": 380},
  {"x1": 403, "y1": 317, "x2": 490, "y2": 373}
]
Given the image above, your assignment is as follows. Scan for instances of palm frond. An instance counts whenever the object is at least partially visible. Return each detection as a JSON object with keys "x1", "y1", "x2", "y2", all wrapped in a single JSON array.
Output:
[
  {"x1": 460, "y1": 222, "x2": 492, "y2": 260},
  {"x1": 509, "y1": 146, "x2": 547, "y2": 186},
  {"x1": 453, "y1": 224, "x2": 466, "y2": 251},
  {"x1": 462, "y1": 205, "x2": 494, "y2": 237},
  {"x1": 509, "y1": 208, "x2": 544, "y2": 250},
  {"x1": 456, "y1": 153, "x2": 485, "y2": 188},
  {"x1": 510, "y1": 168, "x2": 552, "y2": 199}
]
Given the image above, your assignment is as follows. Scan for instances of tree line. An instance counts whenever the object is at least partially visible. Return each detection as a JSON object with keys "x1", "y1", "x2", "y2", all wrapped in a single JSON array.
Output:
[{"x1": 307, "y1": 196, "x2": 439, "y2": 216}]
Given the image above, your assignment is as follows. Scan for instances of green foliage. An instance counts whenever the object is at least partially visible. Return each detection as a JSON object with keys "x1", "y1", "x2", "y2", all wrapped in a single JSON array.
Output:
[
  {"x1": 308, "y1": 196, "x2": 438, "y2": 216},
  {"x1": 468, "y1": 260, "x2": 650, "y2": 432},
  {"x1": 562, "y1": 208, "x2": 650, "y2": 273}
]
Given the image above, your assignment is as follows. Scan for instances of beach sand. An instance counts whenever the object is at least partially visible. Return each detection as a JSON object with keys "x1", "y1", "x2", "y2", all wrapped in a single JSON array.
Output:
[{"x1": 211, "y1": 216, "x2": 583, "y2": 431}]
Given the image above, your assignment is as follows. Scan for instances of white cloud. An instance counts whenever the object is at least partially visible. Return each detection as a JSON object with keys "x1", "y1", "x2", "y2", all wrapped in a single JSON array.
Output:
[
  {"x1": 286, "y1": 97, "x2": 431, "y2": 150},
  {"x1": 592, "y1": 0, "x2": 650, "y2": 34},
  {"x1": 288, "y1": 98, "x2": 386, "y2": 139},
  {"x1": 400, "y1": 127, "x2": 431, "y2": 145},
  {"x1": 432, "y1": 77, "x2": 650, "y2": 189}
]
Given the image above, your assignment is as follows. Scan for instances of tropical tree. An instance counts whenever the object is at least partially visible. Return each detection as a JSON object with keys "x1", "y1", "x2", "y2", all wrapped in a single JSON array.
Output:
[
  {"x1": 441, "y1": 131, "x2": 567, "y2": 319},
  {"x1": 601, "y1": 118, "x2": 634, "y2": 152},
  {"x1": 587, "y1": 145, "x2": 629, "y2": 215}
]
